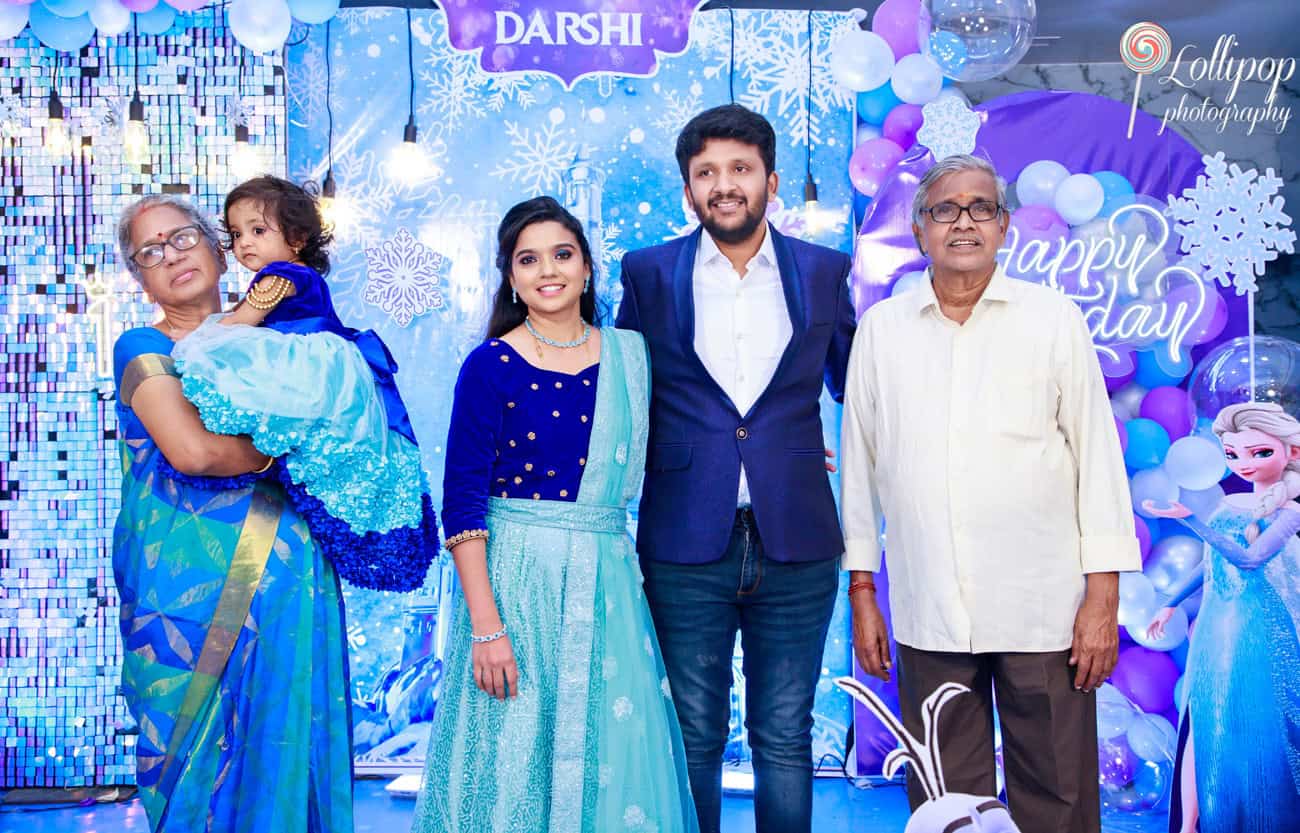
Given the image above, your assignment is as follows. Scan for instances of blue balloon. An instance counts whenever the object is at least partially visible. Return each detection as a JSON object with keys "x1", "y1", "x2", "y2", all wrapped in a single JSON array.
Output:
[
  {"x1": 1124, "y1": 418, "x2": 1172, "y2": 470},
  {"x1": 1094, "y1": 170, "x2": 1136, "y2": 217},
  {"x1": 1136, "y1": 348, "x2": 1189, "y2": 388},
  {"x1": 858, "y1": 82, "x2": 902, "y2": 127},
  {"x1": 28, "y1": 5, "x2": 95, "y2": 52},
  {"x1": 42, "y1": 0, "x2": 94, "y2": 18},
  {"x1": 1174, "y1": 674, "x2": 1187, "y2": 712},
  {"x1": 1169, "y1": 639, "x2": 1189, "y2": 671},
  {"x1": 137, "y1": 5, "x2": 177, "y2": 36},
  {"x1": 289, "y1": 0, "x2": 341, "y2": 25},
  {"x1": 1134, "y1": 760, "x2": 1171, "y2": 809}
]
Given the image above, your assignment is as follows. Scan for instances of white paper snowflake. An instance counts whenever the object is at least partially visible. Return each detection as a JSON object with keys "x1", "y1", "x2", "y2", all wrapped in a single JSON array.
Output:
[
  {"x1": 363, "y1": 227, "x2": 447, "y2": 326},
  {"x1": 1168, "y1": 151, "x2": 1296, "y2": 295},
  {"x1": 226, "y1": 96, "x2": 255, "y2": 128},
  {"x1": 90, "y1": 94, "x2": 127, "y2": 143},
  {"x1": 0, "y1": 96, "x2": 18, "y2": 139},
  {"x1": 489, "y1": 120, "x2": 576, "y2": 194},
  {"x1": 916, "y1": 97, "x2": 981, "y2": 161}
]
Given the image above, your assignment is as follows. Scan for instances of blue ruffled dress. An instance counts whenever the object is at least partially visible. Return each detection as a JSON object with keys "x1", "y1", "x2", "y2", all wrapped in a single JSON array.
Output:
[{"x1": 171, "y1": 261, "x2": 437, "y2": 591}]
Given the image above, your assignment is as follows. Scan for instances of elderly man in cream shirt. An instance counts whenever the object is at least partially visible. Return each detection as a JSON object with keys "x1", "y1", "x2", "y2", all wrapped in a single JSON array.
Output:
[{"x1": 841, "y1": 154, "x2": 1140, "y2": 833}]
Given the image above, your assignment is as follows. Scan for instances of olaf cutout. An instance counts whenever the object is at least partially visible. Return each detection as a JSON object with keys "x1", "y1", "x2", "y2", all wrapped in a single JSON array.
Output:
[{"x1": 834, "y1": 677, "x2": 1022, "y2": 833}]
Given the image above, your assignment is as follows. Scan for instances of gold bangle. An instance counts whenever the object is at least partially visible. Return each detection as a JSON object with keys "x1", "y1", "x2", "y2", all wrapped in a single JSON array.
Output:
[
  {"x1": 252, "y1": 456, "x2": 275, "y2": 474},
  {"x1": 444, "y1": 529, "x2": 489, "y2": 551}
]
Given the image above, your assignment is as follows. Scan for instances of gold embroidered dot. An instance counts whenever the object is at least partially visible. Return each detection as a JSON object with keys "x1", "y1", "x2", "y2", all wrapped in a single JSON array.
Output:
[
  {"x1": 580, "y1": 415, "x2": 588, "y2": 423},
  {"x1": 555, "y1": 381, "x2": 563, "y2": 389},
  {"x1": 500, "y1": 355, "x2": 510, "y2": 362},
  {"x1": 509, "y1": 440, "x2": 517, "y2": 447},
  {"x1": 490, "y1": 340, "x2": 499, "y2": 346},
  {"x1": 531, "y1": 383, "x2": 539, "y2": 390},
  {"x1": 514, "y1": 476, "x2": 523, "y2": 485},
  {"x1": 547, "y1": 470, "x2": 556, "y2": 477},
  {"x1": 580, "y1": 457, "x2": 587, "y2": 466},
  {"x1": 525, "y1": 463, "x2": 533, "y2": 471},
  {"x1": 560, "y1": 490, "x2": 569, "y2": 497},
  {"x1": 533, "y1": 493, "x2": 541, "y2": 500},
  {"x1": 552, "y1": 410, "x2": 560, "y2": 417},
  {"x1": 497, "y1": 477, "x2": 506, "y2": 483},
  {"x1": 507, "y1": 401, "x2": 516, "y2": 408},
  {"x1": 583, "y1": 379, "x2": 591, "y2": 386},
  {"x1": 528, "y1": 432, "x2": 536, "y2": 440},
  {"x1": 501, "y1": 491, "x2": 508, "y2": 497}
]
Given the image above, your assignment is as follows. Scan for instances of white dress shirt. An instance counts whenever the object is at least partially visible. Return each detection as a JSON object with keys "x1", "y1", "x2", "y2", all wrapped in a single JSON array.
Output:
[
  {"x1": 840, "y1": 266, "x2": 1140, "y2": 653},
  {"x1": 694, "y1": 224, "x2": 792, "y2": 506}
]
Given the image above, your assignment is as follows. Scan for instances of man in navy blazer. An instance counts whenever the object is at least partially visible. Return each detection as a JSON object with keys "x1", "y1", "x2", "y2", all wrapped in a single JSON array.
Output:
[{"x1": 616, "y1": 105, "x2": 856, "y2": 833}]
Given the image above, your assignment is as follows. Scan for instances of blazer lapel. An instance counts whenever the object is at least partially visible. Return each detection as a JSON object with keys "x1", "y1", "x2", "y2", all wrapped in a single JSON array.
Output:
[{"x1": 672, "y1": 227, "x2": 741, "y2": 417}]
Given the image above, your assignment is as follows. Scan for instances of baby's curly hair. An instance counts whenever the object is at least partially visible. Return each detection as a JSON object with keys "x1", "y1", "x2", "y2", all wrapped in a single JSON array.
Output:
[{"x1": 222, "y1": 175, "x2": 333, "y2": 275}]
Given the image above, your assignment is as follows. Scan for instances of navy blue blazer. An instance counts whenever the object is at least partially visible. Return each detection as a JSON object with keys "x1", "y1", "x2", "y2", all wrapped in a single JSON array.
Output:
[{"x1": 616, "y1": 225, "x2": 856, "y2": 564}]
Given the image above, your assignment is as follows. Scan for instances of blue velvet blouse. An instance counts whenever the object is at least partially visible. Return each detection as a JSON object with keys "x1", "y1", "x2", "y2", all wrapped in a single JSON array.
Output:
[{"x1": 441, "y1": 338, "x2": 599, "y2": 543}]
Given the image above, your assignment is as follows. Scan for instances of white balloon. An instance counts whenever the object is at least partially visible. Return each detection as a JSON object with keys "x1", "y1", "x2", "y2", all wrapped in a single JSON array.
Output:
[
  {"x1": 0, "y1": 4, "x2": 29, "y2": 40},
  {"x1": 830, "y1": 29, "x2": 896, "y2": 93},
  {"x1": 89, "y1": 0, "x2": 131, "y2": 37},
  {"x1": 228, "y1": 0, "x2": 292, "y2": 54},
  {"x1": 1127, "y1": 604, "x2": 1188, "y2": 651},
  {"x1": 1053, "y1": 173, "x2": 1106, "y2": 226},
  {"x1": 855, "y1": 122, "x2": 883, "y2": 146},
  {"x1": 890, "y1": 53, "x2": 943, "y2": 105},
  {"x1": 1117, "y1": 571, "x2": 1156, "y2": 627},
  {"x1": 1015, "y1": 159, "x2": 1069, "y2": 208},
  {"x1": 1164, "y1": 435, "x2": 1226, "y2": 491}
]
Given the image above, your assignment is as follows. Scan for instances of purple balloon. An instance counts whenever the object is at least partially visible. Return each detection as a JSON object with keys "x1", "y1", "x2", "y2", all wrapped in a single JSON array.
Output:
[
  {"x1": 1140, "y1": 386, "x2": 1194, "y2": 440},
  {"x1": 121, "y1": 0, "x2": 159, "y2": 10},
  {"x1": 1115, "y1": 415, "x2": 1129, "y2": 453},
  {"x1": 849, "y1": 138, "x2": 906, "y2": 198},
  {"x1": 1134, "y1": 511, "x2": 1151, "y2": 561},
  {"x1": 882, "y1": 103, "x2": 924, "y2": 151},
  {"x1": 1111, "y1": 646, "x2": 1179, "y2": 715},
  {"x1": 1009, "y1": 203, "x2": 1069, "y2": 247},
  {"x1": 871, "y1": 0, "x2": 920, "y2": 59},
  {"x1": 1099, "y1": 348, "x2": 1137, "y2": 384},
  {"x1": 1167, "y1": 283, "x2": 1230, "y2": 347}
]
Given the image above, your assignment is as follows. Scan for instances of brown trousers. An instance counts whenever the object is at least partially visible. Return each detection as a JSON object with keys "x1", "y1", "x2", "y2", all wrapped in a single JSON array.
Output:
[{"x1": 895, "y1": 643, "x2": 1101, "y2": 833}]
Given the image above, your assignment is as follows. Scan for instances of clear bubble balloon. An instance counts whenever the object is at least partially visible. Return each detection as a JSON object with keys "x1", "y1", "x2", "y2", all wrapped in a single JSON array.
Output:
[
  {"x1": 918, "y1": 0, "x2": 1036, "y2": 82},
  {"x1": 1188, "y1": 335, "x2": 1300, "y2": 420}
]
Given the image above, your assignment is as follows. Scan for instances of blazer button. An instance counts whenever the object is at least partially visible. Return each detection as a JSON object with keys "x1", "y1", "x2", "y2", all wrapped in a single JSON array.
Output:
[{"x1": 736, "y1": 427, "x2": 749, "y2": 440}]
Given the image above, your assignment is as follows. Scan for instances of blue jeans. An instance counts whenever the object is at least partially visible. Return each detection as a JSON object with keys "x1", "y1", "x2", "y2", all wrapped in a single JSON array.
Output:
[{"x1": 640, "y1": 508, "x2": 839, "y2": 833}]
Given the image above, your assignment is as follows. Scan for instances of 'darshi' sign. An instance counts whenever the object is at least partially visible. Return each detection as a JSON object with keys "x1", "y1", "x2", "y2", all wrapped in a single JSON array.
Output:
[{"x1": 443, "y1": 1, "x2": 707, "y2": 88}]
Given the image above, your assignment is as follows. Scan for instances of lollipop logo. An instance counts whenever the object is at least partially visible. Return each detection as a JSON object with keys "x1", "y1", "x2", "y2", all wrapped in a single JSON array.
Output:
[
  {"x1": 1121, "y1": 22, "x2": 1171, "y2": 75},
  {"x1": 1120, "y1": 24, "x2": 1296, "y2": 139},
  {"x1": 1121, "y1": 23, "x2": 1172, "y2": 138}
]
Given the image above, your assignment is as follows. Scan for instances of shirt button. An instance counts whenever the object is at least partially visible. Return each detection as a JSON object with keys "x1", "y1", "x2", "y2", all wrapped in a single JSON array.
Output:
[{"x1": 736, "y1": 427, "x2": 749, "y2": 440}]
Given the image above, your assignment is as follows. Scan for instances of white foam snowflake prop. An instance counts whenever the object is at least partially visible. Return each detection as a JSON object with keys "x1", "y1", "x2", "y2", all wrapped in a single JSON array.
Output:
[
  {"x1": 916, "y1": 96, "x2": 981, "y2": 161},
  {"x1": 1168, "y1": 151, "x2": 1296, "y2": 295},
  {"x1": 363, "y1": 227, "x2": 447, "y2": 326}
]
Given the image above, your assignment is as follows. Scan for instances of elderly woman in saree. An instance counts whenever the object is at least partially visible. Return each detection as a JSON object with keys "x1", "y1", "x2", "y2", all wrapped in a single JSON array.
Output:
[{"x1": 111, "y1": 195, "x2": 353, "y2": 833}]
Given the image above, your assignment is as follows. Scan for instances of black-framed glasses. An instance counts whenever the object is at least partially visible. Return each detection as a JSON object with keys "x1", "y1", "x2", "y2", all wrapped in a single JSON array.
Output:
[
  {"x1": 130, "y1": 225, "x2": 203, "y2": 269},
  {"x1": 921, "y1": 200, "x2": 1003, "y2": 224}
]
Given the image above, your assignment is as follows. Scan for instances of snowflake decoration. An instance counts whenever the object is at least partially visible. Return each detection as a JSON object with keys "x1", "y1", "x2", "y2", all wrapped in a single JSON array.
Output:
[
  {"x1": 363, "y1": 227, "x2": 448, "y2": 326},
  {"x1": 612, "y1": 696, "x2": 634, "y2": 721},
  {"x1": 650, "y1": 83, "x2": 704, "y2": 135},
  {"x1": 0, "y1": 96, "x2": 18, "y2": 139},
  {"x1": 599, "y1": 222, "x2": 627, "y2": 272},
  {"x1": 1168, "y1": 151, "x2": 1296, "y2": 295},
  {"x1": 285, "y1": 36, "x2": 339, "y2": 131},
  {"x1": 917, "y1": 97, "x2": 981, "y2": 161},
  {"x1": 90, "y1": 95, "x2": 127, "y2": 143},
  {"x1": 336, "y1": 8, "x2": 392, "y2": 37},
  {"x1": 226, "y1": 96, "x2": 255, "y2": 128},
  {"x1": 420, "y1": 53, "x2": 487, "y2": 124},
  {"x1": 691, "y1": 11, "x2": 855, "y2": 149},
  {"x1": 490, "y1": 120, "x2": 576, "y2": 194}
]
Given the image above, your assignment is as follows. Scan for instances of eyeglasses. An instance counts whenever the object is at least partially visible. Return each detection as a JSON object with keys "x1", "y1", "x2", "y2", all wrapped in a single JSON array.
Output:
[
  {"x1": 921, "y1": 200, "x2": 1003, "y2": 224},
  {"x1": 130, "y1": 225, "x2": 204, "y2": 269}
]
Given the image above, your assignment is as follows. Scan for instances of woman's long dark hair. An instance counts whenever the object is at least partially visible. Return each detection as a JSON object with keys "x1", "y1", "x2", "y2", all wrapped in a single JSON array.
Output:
[{"x1": 487, "y1": 196, "x2": 600, "y2": 339}]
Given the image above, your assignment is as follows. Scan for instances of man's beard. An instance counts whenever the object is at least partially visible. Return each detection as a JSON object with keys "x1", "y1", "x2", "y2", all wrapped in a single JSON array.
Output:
[{"x1": 695, "y1": 192, "x2": 767, "y2": 245}]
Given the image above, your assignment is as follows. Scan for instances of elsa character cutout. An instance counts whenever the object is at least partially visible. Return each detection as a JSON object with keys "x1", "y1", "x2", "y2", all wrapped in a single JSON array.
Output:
[
  {"x1": 1142, "y1": 402, "x2": 1300, "y2": 833},
  {"x1": 834, "y1": 677, "x2": 1020, "y2": 833}
]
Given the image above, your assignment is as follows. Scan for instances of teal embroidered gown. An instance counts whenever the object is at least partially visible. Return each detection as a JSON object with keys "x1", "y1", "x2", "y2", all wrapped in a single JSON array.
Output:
[
  {"x1": 413, "y1": 329, "x2": 699, "y2": 833},
  {"x1": 111, "y1": 327, "x2": 353, "y2": 832}
]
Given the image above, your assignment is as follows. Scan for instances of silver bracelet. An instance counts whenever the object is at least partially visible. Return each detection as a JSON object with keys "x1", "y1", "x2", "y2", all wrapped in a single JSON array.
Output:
[{"x1": 471, "y1": 625, "x2": 507, "y2": 644}]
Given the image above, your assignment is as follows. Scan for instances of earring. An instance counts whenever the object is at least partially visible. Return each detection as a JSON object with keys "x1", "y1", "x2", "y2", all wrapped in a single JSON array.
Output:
[
  {"x1": 584, "y1": 275, "x2": 590, "y2": 294},
  {"x1": 512, "y1": 287, "x2": 518, "y2": 304}
]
